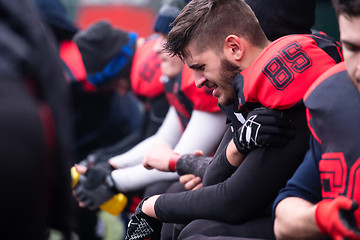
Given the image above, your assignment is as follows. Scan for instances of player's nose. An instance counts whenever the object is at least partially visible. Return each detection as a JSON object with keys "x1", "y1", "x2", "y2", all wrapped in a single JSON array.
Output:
[{"x1": 194, "y1": 73, "x2": 207, "y2": 88}]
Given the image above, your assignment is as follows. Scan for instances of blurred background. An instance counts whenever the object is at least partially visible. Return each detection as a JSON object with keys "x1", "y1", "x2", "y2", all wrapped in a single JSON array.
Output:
[
  {"x1": 62, "y1": 0, "x2": 162, "y2": 39},
  {"x1": 61, "y1": 0, "x2": 340, "y2": 41}
]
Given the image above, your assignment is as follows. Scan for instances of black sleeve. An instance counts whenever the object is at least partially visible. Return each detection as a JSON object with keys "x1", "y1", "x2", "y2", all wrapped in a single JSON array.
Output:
[
  {"x1": 202, "y1": 146, "x2": 238, "y2": 186},
  {"x1": 176, "y1": 154, "x2": 212, "y2": 179},
  {"x1": 154, "y1": 106, "x2": 310, "y2": 224},
  {"x1": 202, "y1": 126, "x2": 238, "y2": 186}
]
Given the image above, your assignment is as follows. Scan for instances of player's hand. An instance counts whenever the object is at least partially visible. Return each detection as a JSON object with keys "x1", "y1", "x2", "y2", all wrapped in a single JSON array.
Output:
[
  {"x1": 232, "y1": 107, "x2": 295, "y2": 154},
  {"x1": 315, "y1": 196, "x2": 360, "y2": 240},
  {"x1": 77, "y1": 152, "x2": 100, "y2": 168},
  {"x1": 143, "y1": 143, "x2": 174, "y2": 172},
  {"x1": 193, "y1": 150, "x2": 204, "y2": 156},
  {"x1": 73, "y1": 163, "x2": 118, "y2": 210},
  {"x1": 179, "y1": 174, "x2": 202, "y2": 190},
  {"x1": 125, "y1": 197, "x2": 162, "y2": 240}
]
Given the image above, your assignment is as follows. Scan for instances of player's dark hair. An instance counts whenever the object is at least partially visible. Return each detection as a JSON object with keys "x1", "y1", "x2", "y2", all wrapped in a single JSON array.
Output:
[
  {"x1": 165, "y1": 0, "x2": 268, "y2": 60},
  {"x1": 331, "y1": 0, "x2": 360, "y2": 18}
]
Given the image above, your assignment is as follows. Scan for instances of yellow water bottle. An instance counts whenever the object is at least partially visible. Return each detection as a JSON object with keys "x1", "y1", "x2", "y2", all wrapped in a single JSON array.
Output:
[{"x1": 71, "y1": 166, "x2": 128, "y2": 216}]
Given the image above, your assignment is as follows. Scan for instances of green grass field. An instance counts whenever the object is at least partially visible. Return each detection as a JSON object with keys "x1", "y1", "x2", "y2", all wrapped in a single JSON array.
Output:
[{"x1": 98, "y1": 210, "x2": 125, "y2": 240}]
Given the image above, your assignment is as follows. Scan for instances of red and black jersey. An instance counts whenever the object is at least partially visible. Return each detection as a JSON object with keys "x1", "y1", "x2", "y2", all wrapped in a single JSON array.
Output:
[
  {"x1": 234, "y1": 34, "x2": 343, "y2": 111},
  {"x1": 130, "y1": 37, "x2": 164, "y2": 99},
  {"x1": 304, "y1": 62, "x2": 360, "y2": 208},
  {"x1": 164, "y1": 64, "x2": 220, "y2": 131}
]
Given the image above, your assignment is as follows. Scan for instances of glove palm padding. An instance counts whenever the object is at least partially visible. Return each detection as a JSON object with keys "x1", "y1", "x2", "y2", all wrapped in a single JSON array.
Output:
[
  {"x1": 233, "y1": 107, "x2": 295, "y2": 154},
  {"x1": 315, "y1": 196, "x2": 360, "y2": 240}
]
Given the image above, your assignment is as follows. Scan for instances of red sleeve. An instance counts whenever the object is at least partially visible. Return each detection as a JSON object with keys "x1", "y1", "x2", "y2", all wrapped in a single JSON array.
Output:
[
  {"x1": 181, "y1": 65, "x2": 220, "y2": 112},
  {"x1": 242, "y1": 35, "x2": 343, "y2": 110},
  {"x1": 130, "y1": 38, "x2": 164, "y2": 99},
  {"x1": 60, "y1": 40, "x2": 87, "y2": 82},
  {"x1": 60, "y1": 40, "x2": 95, "y2": 91}
]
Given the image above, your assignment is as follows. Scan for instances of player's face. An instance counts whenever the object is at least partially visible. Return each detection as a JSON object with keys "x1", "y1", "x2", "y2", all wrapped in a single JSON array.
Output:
[
  {"x1": 184, "y1": 42, "x2": 240, "y2": 106},
  {"x1": 154, "y1": 34, "x2": 184, "y2": 78},
  {"x1": 339, "y1": 15, "x2": 360, "y2": 94}
]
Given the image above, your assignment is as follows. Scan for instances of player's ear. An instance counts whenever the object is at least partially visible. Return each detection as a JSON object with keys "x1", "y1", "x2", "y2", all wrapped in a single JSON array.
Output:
[{"x1": 224, "y1": 35, "x2": 244, "y2": 61}]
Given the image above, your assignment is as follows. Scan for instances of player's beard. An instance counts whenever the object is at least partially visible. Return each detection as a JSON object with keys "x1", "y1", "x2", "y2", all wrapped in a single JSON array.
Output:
[
  {"x1": 220, "y1": 58, "x2": 242, "y2": 84},
  {"x1": 218, "y1": 58, "x2": 242, "y2": 105}
]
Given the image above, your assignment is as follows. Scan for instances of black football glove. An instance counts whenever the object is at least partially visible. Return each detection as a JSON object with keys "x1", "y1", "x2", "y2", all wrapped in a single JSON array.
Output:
[
  {"x1": 125, "y1": 197, "x2": 162, "y2": 240},
  {"x1": 232, "y1": 107, "x2": 295, "y2": 154},
  {"x1": 74, "y1": 162, "x2": 118, "y2": 210}
]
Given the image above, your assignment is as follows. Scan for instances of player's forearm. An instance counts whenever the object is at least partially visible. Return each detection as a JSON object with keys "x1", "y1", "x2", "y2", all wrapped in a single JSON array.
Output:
[
  {"x1": 173, "y1": 110, "x2": 227, "y2": 155},
  {"x1": 111, "y1": 106, "x2": 182, "y2": 169},
  {"x1": 111, "y1": 164, "x2": 179, "y2": 192},
  {"x1": 226, "y1": 139, "x2": 246, "y2": 167},
  {"x1": 142, "y1": 195, "x2": 160, "y2": 218},
  {"x1": 168, "y1": 111, "x2": 227, "y2": 177},
  {"x1": 202, "y1": 146, "x2": 238, "y2": 187},
  {"x1": 274, "y1": 197, "x2": 324, "y2": 240},
  {"x1": 109, "y1": 135, "x2": 158, "y2": 168},
  {"x1": 175, "y1": 154, "x2": 211, "y2": 178}
]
